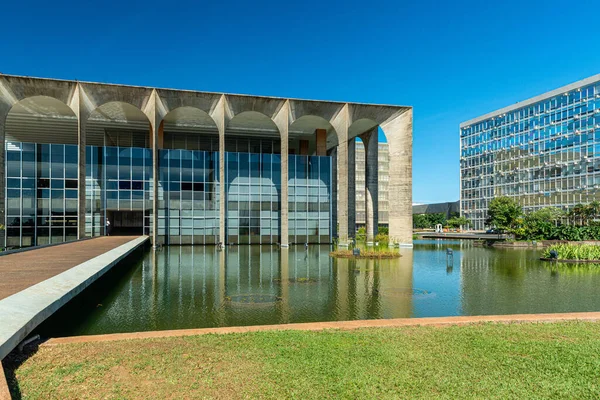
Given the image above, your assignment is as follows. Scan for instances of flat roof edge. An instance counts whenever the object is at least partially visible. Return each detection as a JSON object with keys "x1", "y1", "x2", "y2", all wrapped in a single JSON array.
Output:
[
  {"x1": 460, "y1": 73, "x2": 600, "y2": 128},
  {"x1": 0, "y1": 73, "x2": 411, "y2": 110}
]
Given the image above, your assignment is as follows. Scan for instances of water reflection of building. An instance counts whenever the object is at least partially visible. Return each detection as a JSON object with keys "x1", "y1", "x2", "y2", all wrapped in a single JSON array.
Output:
[
  {"x1": 76, "y1": 246, "x2": 413, "y2": 334},
  {"x1": 460, "y1": 248, "x2": 600, "y2": 316}
]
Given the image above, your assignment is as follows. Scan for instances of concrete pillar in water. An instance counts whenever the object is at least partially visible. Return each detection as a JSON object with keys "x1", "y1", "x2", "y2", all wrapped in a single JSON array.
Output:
[
  {"x1": 273, "y1": 101, "x2": 290, "y2": 247},
  {"x1": 347, "y1": 138, "x2": 356, "y2": 240},
  {"x1": 332, "y1": 104, "x2": 349, "y2": 246},
  {"x1": 361, "y1": 128, "x2": 379, "y2": 244}
]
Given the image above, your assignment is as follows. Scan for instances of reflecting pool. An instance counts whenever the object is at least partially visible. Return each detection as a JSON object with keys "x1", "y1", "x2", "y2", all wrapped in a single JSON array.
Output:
[{"x1": 38, "y1": 240, "x2": 600, "y2": 337}]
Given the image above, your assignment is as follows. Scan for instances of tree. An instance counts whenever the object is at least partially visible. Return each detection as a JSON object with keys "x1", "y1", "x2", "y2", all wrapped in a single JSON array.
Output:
[
  {"x1": 412, "y1": 213, "x2": 447, "y2": 229},
  {"x1": 446, "y1": 217, "x2": 470, "y2": 229},
  {"x1": 526, "y1": 207, "x2": 564, "y2": 224},
  {"x1": 570, "y1": 204, "x2": 586, "y2": 226},
  {"x1": 486, "y1": 196, "x2": 522, "y2": 231},
  {"x1": 586, "y1": 201, "x2": 600, "y2": 222}
]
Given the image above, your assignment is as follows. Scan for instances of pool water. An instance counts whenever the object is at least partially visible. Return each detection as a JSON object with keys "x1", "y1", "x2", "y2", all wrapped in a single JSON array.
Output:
[{"x1": 37, "y1": 240, "x2": 600, "y2": 337}]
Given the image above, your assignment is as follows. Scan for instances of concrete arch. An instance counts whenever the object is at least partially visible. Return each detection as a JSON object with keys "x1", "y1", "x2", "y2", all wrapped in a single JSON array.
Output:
[
  {"x1": 160, "y1": 106, "x2": 217, "y2": 128},
  {"x1": 288, "y1": 114, "x2": 336, "y2": 154},
  {"x1": 348, "y1": 103, "x2": 406, "y2": 128},
  {"x1": 289, "y1": 100, "x2": 345, "y2": 125},
  {"x1": 349, "y1": 117, "x2": 380, "y2": 142},
  {"x1": 5, "y1": 95, "x2": 78, "y2": 145},
  {"x1": 0, "y1": 76, "x2": 77, "y2": 117},
  {"x1": 157, "y1": 90, "x2": 220, "y2": 115},
  {"x1": 225, "y1": 110, "x2": 280, "y2": 135},
  {"x1": 159, "y1": 106, "x2": 219, "y2": 151},
  {"x1": 87, "y1": 101, "x2": 151, "y2": 123},
  {"x1": 224, "y1": 94, "x2": 285, "y2": 123},
  {"x1": 78, "y1": 83, "x2": 154, "y2": 125},
  {"x1": 86, "y1": 101, "x2": 152, "y2": 148}
]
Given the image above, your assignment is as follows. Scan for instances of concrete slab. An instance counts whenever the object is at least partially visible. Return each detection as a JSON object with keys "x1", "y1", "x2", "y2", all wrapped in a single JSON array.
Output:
[
  {"x1": 0, "y1": 236, "x2": 148, "y2": 360},
  {"x1": 0, "y1": 236, "x2": 140, "y2": 300}
]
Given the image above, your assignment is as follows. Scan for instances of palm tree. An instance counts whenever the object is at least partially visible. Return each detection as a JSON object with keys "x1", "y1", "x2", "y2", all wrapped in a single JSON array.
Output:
[
  {"x1": 588, "y1": 201, "x2": 600, "y2": 222},
  {"x1": 571, "y1": 204, "x2": 586, "y2": 226}
]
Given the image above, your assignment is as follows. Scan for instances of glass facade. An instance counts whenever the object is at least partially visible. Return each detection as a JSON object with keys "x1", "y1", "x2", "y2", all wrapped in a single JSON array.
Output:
[
  {"x1": 5, "y1": 141, "x2": 334, "y2": 248},
  {"x1": 158, "y1": 149, "x2": 220, "y2": 245},
  {"x1": 461, "y1": 79, "x2": 600, "y2": 230},
  {"x1": 6, "y1": 142, "x2": 78, "y2": 248},
  {"x1": 85, "y1": 146, "x2": 154, "y2": 238},
  {"x1": 288, "y1": 155, "x2": 332, "y2": 244},
  {"x1": 225, "y1": 152, "x2": 280, "y2": 244}
]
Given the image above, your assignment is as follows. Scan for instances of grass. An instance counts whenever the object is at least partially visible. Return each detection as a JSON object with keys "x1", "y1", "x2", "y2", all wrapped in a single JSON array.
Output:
[
  {"x1": 7, "y1": 321, "x2": 600, "y2": 399},
  {"x1": 329, "y1": 249, "x2": 401, "y2": 259},
  {"x1": 543, "y1": 243, "x2": 600, "y2": 261}
]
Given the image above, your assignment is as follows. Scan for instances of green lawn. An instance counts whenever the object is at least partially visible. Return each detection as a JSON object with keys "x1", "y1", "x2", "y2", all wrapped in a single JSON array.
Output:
[{"x1": 7, "y1": 321, "x2": 600, "y2": 399}]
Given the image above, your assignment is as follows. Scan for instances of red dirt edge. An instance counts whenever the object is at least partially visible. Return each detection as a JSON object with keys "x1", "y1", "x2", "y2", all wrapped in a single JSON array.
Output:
[{"x1": 43, "y1": 312, "x2": 600, "y2": 346}]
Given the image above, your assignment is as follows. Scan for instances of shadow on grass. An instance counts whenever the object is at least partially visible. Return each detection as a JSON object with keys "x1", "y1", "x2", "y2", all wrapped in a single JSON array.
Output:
[
  {"x1": 1, "y1": 242, "x2": 151, "y2": 399},
  {"x1": 3, "y1": 339, "x2": 44, "y2": 400}
]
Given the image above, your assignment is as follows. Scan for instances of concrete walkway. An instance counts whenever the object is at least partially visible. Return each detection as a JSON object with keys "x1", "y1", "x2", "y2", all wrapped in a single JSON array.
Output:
[
  {"x1": 0, "y1": 236, "x2": 141, "y2": 301},
  {"x1": 44, "y1": 311, "x2": 600, "y2": 345},
  {"x1": 0, "y1": 236, "x2": 149, "y2": 360}
]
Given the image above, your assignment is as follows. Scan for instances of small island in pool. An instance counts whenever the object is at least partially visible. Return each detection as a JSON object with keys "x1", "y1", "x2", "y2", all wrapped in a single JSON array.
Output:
[
  {"x1": 541, "y1": 244, "x2": 600, "y2": 263},
  {"x1": 330, "y1": 249, "x2": 401, "y2": 259}
]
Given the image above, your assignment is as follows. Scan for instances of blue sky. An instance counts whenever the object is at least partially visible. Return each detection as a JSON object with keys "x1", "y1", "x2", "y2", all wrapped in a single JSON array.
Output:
[{"x1": 2, "y1": 0, "x2": 599, "y2": 203}]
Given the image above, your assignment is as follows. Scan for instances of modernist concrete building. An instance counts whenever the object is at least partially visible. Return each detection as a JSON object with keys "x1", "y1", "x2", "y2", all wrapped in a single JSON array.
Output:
[
  {"x1": 412, "y1": 201, "x2": 459, "y2": 218},
  {"x1": 354, "y1": 141, "x2": 389, "y2": 228},
  {"x1": 461, "y1": 74, "x2": 600, "y2": 230},
  {"x1": 0, "y1": 74, "x2": 413, "y2": 248}
]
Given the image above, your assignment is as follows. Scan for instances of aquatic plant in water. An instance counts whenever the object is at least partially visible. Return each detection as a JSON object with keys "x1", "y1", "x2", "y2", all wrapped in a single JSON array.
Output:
[{"x1": 542, "y1": 244, "x2": 600, "y2": 261}]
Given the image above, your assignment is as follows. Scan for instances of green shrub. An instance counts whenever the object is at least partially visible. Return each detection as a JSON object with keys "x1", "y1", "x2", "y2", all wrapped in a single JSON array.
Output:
[
  {"x1": 355, "y1": 227, "x2": 366, "y2": 242},
  {"x1": 375, "y1": 233, "x2": 389, "y2": 243}
]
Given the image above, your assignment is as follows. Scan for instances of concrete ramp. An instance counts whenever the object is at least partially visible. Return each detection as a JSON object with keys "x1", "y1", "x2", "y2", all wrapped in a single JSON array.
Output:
[{"x1": 0, "y1": 236, "x2": 149, "y2": 360}]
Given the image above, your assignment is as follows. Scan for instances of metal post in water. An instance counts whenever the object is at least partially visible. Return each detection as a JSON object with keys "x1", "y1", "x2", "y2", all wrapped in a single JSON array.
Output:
[{"x1": 446, "y1": 248, "x2": 454, "y2": 267}]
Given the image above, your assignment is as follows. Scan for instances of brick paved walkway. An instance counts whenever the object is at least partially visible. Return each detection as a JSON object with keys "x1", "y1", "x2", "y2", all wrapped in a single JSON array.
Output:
[{"x1": 0, "y1": 236, "x2": 139, "y2": 300}]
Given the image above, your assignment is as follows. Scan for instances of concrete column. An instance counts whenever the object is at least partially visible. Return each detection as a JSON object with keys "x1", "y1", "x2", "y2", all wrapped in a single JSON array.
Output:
[
  {"x1": 280, "y1": 135, "x2": 289, "y2": 247},
  {"x1": 273, "y1": 101, "x2": 289, "y2": 247},
  {"x1": 381, "y1": 108, "x2": 413, "y2": 247},
  {"x1": 329, "y1": 147, "x2": 338, "y2": 240},
  {"x1": 347, "y1": 139, "x2": 356, "y2": 239},
  {"x1": 0, "y1": 110, "x2": 6, "y2": 248},
  {"x1": 211, "y1": 95, "x2": 226, "y2": 246},
  {"x1": 332, "y1": 104, "x2": 349, "y2": 245},
  {"x1": 74, "y1": 85, "x2": 87, "y2": 240},
  {"x1": 77, "y1": 118, "x2": 87, "y2": 239},
  {"x1": 151, "y1": 122, "x2": 159, "y2": 247},
  {"x1": 361, "y1": 128, "x2": 379, "y2": 244},
  {"x1": 219, "y1": 125, "x2": 225, "y2": 245},
  {"x1": 336, "y1": 141, "x2": 348, "y2": 245}
]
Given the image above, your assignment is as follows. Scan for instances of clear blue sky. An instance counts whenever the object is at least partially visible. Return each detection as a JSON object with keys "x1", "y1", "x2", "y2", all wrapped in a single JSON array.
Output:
[{"x1": 2, "y1": 0, "x2": 599, "y2": 204}]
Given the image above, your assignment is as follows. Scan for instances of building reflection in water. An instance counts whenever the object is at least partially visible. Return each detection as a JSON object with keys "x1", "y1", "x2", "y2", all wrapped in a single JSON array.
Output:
[
  {"x1": 48, "y1": 240, "x2": 600, "y2": 336},
  {"x1": 460, "y1": 245, "x2": 600, "y2": 316},
  {"x1": 47, "y1": 245, "x2": 413, "y2": 335}
]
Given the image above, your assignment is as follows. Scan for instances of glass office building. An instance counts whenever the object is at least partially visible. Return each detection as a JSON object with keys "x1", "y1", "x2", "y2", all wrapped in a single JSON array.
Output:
[{"x1": 460, "y1": 74, "x2": 600, "y2": 230}]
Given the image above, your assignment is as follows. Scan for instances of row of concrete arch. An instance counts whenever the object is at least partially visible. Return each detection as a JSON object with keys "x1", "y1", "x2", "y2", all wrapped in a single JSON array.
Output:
[{"x1": 0, "y1": 75, "x2": 413, "y2": 246}]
